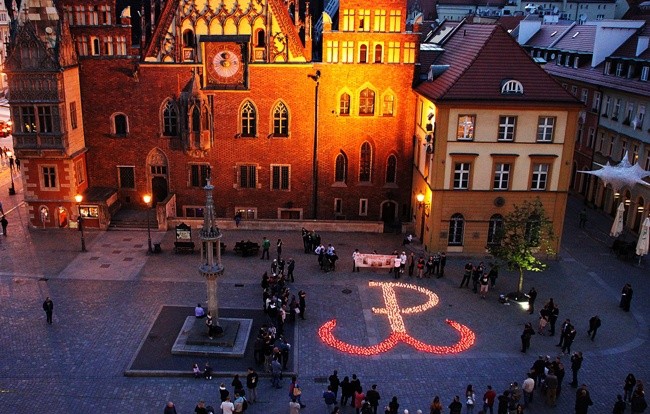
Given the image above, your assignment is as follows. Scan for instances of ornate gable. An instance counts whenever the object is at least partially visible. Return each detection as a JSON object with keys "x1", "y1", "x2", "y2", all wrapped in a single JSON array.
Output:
[{"x1": 5, "y1": 20, "x2": 59, "y2": 71}]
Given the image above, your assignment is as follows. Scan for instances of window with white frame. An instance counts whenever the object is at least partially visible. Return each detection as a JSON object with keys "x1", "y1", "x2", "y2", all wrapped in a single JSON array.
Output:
[
  {"x1": 571, "y1": 85, "x2": 578, "y2": 96},
  {"x1": 339, "y1": 93, "x2": 350, "y2": 116},
  {"x1": 359, "y1": 142, "x2": 372, "y2": 182},
  {"x1": 498, "y1": 116, "x2": 517, "y2": 141},
  {"x1": 326, "y1": 40, "x2": 339, "y2": 63},
  {"x1": 100, "y1": 5, "x2": 112, "y2": 24},
  {"x1": 581, "y1": 89, "x2": 588, "y2": 103},
  {"x1": 448, "y1": 213, "x2": 464, "y2": 246},
  {"x1": 531, "y1": 163, "x2": 549, "y2": 190},
  {"x1": 602, "y1": 95, "x2": 611, "y2": 116},
  {"x1": 162, "y1": 100, "x2": 178, "y2": 136},
  {"x1": 272, "y1": 102, "x2": 289, "y2": 136},
  {"x1": 612, "y1": 98, "x2": 621, "y2": 120},
  {"x1": 604, "y1": 61, "x2": 612, "y2": 75},
  {"x1": 341, "y1": 41, "x2": 354, "y2": 63},
  {"x1": 457, "y1": 115, "x2": 476, "y2": 140},
  {"x1": 334, "y1": 198, "x2": 343, "y2": 215},
  {"x1": 592, "y1": 91, "x2": 601, "y2": 112},
  {"x1": 642, "y1": 66, "x2": 649, "y2": 81},
  {"x1": 116, "y1": 36, "x2": 127, "y2": 55},
  {"x1": 588, "y1": 127, "x2": 595, "y2": 149},
  {"x1": 359, "y1": 88, "x2": 375, "y2": 116},
  {"x1": 382, "y1": 94, "x2": 394, "y2": 116},
  {"x1": 88, "y1": 6, "x2": 98, "y2": 25},
  {"x1": 608, "y1": 136, "x2": 614, "y2": 156},
  {"x1": 536, "y1": 116, "x2": 555, "y2": 142},
  {"x1": 624, "y1": 103, "x2": 634, "y2": 125},
  {"x1": 616, "y1": 63, "x2": 624, "y2": 77},
  {"x1": 241, "y1": 100, "x2": 257, "y2": 137},
  {"x1": 645, "y1": 150, "x2": 650, "y2": 170},
  {"x1": 75, "y1": 5, "x2": 86, "y2": 25},
  {"x1": 501, "y1": 80, "x2": 523, "y2": 94},
  {"x1": 271, "y1": 165, "x2": 290, "y2": 190},
  {"x1": 359, "y1": 198, "x2": 368, "y2": 216},
  {"x1": 620, "y1": 140, "x2": 627, "y2": 159},
  {"x1": 635, "y1": 105, "x2": 645, "y2": 129},
  {"x1": 493, "y1": 163, "x2": 511, "y2": 190},
  {"x1": 373, "y1": 10, "x2": 386, "y2": 31},
  {"x1": 453, "y1": 162, "x2": 471, "y2": 189},
  {"x1": 487, "y1": 214, "x2": 504, "y2": 245}
]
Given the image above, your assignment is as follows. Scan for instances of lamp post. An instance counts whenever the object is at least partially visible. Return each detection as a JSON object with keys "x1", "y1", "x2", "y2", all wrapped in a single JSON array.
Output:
[
  {"x1": 416, "y1": 192, "x2": 430, "y2": 244},
  {"x1": 143, "y1": 194, "x2": 153, "y2": 254},
  {"x1": 308, "y1": 70, "x2": 321, "y2": 219},
  {"x1": 74, "y1": 194, "x2": 87, "y2": 252},
  {"x1": 6, "y1": 150, "x2": 15, "y2": 195}
]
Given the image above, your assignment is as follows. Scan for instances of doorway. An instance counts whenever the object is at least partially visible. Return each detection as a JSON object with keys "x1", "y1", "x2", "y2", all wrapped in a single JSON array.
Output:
[{"x1": 152, "y1": 176, "x2": 168, "y2": 203}]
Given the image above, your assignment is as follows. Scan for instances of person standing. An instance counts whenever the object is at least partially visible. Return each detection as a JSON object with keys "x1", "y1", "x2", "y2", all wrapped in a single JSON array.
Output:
[
  {"x1": 578, "y1": 208, "x2": 587, "y2": 229},
  {"x1": 460, "y1": 262, "x2": 472, "y2": 288},
  {"x1": 545, "y1": 370, "x2": 558, "y2": 407},
  {"x1": 587, "y1": 315, "x2": 601, "y2": 341},
  {"x1": 246, "y1": 367, "x2": 258, "y2": 403},
  {"x1": 417, "y1": 256, "x2": 425, "y2": 279},
  {"x1": 520, "y1": 323, "x2": 535, "y2": 353},
  {"x1": 408, "y1": 252, "x2": 415, "y2": 277},
  {"x1": 287, "y1": 258, "x2": 295, "y2": 282},
  {"x1": 163, "y1": 401, "x2": 177, "y2": 414},
  {"x1": 271, "y1": 359, "x2": 282, "y2": 389},
  {"x1": 620, "y1": 283, "x2": 633, "y2": 312},
  {"x1": 546, "y1": 299, "x2": 559, "y2": 336},
  {"x1": 289, "y1": 397, "x2": 301, "y2": 414},
  {"x1": 328, "y1": 370, "x2": 340, "y2": 399},
  {"x1": 431, "y1": 252, "x2": 441, "y2": 276},
  {"x1": 526, "y1": 287, "x2": 537, "y2": 315},
  {"x1": 522, "y1": 374, "x2": 534, "y2": 408},
  {"x1": 439, "y1": 252, "x2": 447, "y2": 278},
  {"x1": 479, "y1": 273, "x2": 490, "y2": 299},
  {"x1": 631, "y1": 388, "x2": 648, "y2": 413},
  {"x1": 43, "y1": 297, "x2": 54, "y2": 324},
  {"x1": 261, "y1": 236, "x2": 270, "y2": 260},
  {"x1": 366, "y1": 384, "x2": 381, "y2": 414},
  {"x1": 448, "y1": 396, "x2": 462, "y2": 414},
  {"x1": 465, "y1": 384, "x2": 476, "y2": 414},
  {"x1": 298, "y1": 290, "x2": 306, "y2": 320},
  {"x1": 323, "y1": 386, "x2": 337, "y2": 414},
  {"x1": 352, "y1": 249, "x2": 360, "y2": 272},
  {"x1": 340, "y1": 376, "x2": 353, "y2": 407},
  {"x1": 570, "y1": 352, "x2": 583, "y2": 388},
  {"x1": 575, "y1": 385, "x2": 593, "y2": 414},
  {"x1": 1, "y1": 215, "x2": 7, "y2": 236},
  {"x1": 612, "y1": 394, "x2": 626, "y2": 414},
  {"x1": 562, "y1": 324, "x2": 577, "y2": 355},
  {"x1": 556, "y1": 319, "x2": 571, "y2": 348},
  {"x1": 277, "y1": 238, "x2": 283, "y2": 260},
  {"x1": 624, "y1": 373, "x2": 637, "y2": 402},
  {"x1": 483, "y1": 385, "x2": 497, "y2": 414}
]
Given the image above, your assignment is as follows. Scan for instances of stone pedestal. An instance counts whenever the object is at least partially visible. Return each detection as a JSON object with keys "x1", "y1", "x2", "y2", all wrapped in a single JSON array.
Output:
[{"x1": 171, "y1": 316, "x2": 253, "y2": 358}]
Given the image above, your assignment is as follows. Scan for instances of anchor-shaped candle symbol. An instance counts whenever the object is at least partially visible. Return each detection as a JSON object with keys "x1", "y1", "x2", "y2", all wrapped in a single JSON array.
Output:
[{"x1": 318, "y1": 282, "x2": 476, "y2": 355}]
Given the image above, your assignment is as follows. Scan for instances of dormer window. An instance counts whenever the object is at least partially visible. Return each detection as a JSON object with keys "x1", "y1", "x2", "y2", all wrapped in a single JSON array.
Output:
[{"x1": 501, "y1": 80, "x2": 524, "y2": 95}]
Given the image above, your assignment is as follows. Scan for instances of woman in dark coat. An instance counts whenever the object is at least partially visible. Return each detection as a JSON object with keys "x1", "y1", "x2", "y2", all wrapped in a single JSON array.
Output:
[{"x1": 340, "y1": 376, "x2": 353, "y2": 407}]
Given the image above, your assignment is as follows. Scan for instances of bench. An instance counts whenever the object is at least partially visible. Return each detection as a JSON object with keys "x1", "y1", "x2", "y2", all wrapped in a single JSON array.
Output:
[
  {"x1": 174, "y1": 241, "x2": 196, "y2": 254},
  {"x1": 234, "y1": 242, "x2": 260, "y2": 257}
]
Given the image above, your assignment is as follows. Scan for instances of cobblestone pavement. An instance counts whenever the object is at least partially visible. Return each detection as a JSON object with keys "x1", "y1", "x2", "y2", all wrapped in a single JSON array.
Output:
[{"x1": 0, "y1": 193, "x2": 647, "y2": 414}]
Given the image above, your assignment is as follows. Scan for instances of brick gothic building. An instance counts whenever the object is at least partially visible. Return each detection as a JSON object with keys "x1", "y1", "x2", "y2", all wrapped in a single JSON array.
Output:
[{"x1": 6, "y1": 0, "x2": 418, "y2": 228}]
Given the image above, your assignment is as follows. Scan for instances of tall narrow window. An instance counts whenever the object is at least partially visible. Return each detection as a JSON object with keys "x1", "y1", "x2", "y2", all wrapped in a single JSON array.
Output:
[
  {"x1": 612, "y1": 98, "x2": 621, "y2": 120},
  {"x1": 256, "y1": 29, "x2": 266, "y2": 47},
  {"x1": 498, "y1": 116, "x2": 517, "y2": 141},
  {"x1": 536, "y1": 117, "x2": 555, "y2": 142},
  {"x1": 272, "y1": 102, "x2": 289, "y2": 136},
  {"x1": 359, "y1": 44, "x2": 368, "y2": 63},
  {"x1": 388, "y1": 10, "x2": 401, "y2": 32},
  {"x1": 326, "y1": 40, "x2": 339, "y2": 63},
  {"x1": 592, "y1": 91, "x2": 601, "y2": 112},
  {"x1": 456, "y1": 115, "x2": 476, "y2": 140},
  {"x1": 531, "y1": 164, "x2": 549, "y2": 190},
  {"x1": 19, "y1": 106, "x2": 36, "y2": 133},
  {"x1": 190, "y1": 164, "x2": 209, "y2": 187},
  {"x1": 342, "y1": 41, "x2": 354, "y2": 63},
  {"x1": 403, "y1": 42, "x2": 415, "y2": 63},
  {"x1": 69, "y1": 102, "x2": 78, "y2": 130},
  {"x1": 183, "y1": 29, "x2": 195, "y2": 48},
  {"x1": 335, "y1": 152, "x2": 348, "y2": 183},
  {"x1": 358, "y1": 9, "x2": 370, "y2": 31},
  {"x1": 42, "y1": 166, "x2": 57, "y2": 188},
  {"x1": 191, "y1": 107, "x2": 200, "y2": 132},
  {"x1": 493, "y1": 163, "x2": 511, "y2": 190},
  {"x1": 525, "y1": 215, "x2": 541, "y2": 245},
  {"x1": 374, "y1": 44, "x2": 383, "y2": 63},
  {"x1": 448, "y1": 213, "x2": 464, "y2": 246},
  {"x1": 241, "y1": 101, "x2": 257, "y2": 137},
  {"x1": 487, "y1": 214, "x2": 504, "y2": 245},
  {"x1": 385, "y1": 155, "x2": 397, "y2": 184},
  {"x1": 118, "y1": 166, "x2": 135, "y2": 189},
  {"x1": 271, "y1": 165, "x2": 291, "y2": 190},
  {"x1": 387, "y1": 42, "x2": 400, "y2": 63},
  {"x1": 382, "y1": 94, "x2": 394, "y2": 116},
  {"x1": 342, "y1": 9, "x2": 355, "y2": 31},
  {"x1": 114, "y1": 114, "x2": 128, "y2": 135},
  {"x1": 373, "y1": 10, "x2": 386, "y2": 32},
  {"x1": 162, "y1": 100, "x2": 178, "y2": 136},
  {"x1": 339, "y1": 93, "x2": 350, "y2": 116},
  {"x1": 453, "y1": 162, "x2": 471, "y2": 189},
  {"x1": 239, "y1": 165, "x2": 257, "y2": 189},
  {"x1": 359, "y1": 142, "x2": 372, "y2": 182},
  {"x1": 359, "y1": 88, "x2": 375, "y2": 116},
  {"x1": 36, "y1": 107, "x2": 53, "y2": 133}
]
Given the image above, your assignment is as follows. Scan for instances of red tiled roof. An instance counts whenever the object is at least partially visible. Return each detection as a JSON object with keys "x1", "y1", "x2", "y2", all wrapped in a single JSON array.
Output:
[
  {"x1": 496, "y1": 15, "x2": 526, "y2": 31},
  {"x1": 552, "y1": 24, "x2": 597, "y2": 53},
  {"x1": 416, "y1": 23, "x2": 581, "y2": 104},
  {"x1": 546, "y1": 62, "x2": 650, "y2": 95}
]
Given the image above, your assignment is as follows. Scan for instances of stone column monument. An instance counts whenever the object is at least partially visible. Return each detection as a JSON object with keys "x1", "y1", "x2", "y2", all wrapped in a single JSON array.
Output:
[{"x1": 199, "y1": 174, "x2": 224, "y2": 326}]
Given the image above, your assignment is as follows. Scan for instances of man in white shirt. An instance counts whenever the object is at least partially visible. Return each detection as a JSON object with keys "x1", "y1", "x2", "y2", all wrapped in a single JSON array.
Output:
[{"x1": 220, "y1": 396, "x2": 235, "y2": 414}]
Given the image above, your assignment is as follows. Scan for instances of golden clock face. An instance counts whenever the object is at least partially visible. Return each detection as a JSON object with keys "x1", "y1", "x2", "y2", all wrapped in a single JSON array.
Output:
[{"x1": 205, "y1": 42, "x2": 245, "y2": 86}]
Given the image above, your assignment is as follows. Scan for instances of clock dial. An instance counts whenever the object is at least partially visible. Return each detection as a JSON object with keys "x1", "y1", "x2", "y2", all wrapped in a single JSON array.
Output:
[{"x1": 213, "y1": 50, "x2": 240, "y2": 78}]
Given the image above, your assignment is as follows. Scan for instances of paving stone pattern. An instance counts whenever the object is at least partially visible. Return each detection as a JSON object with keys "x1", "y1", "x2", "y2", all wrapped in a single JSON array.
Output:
[{"x1": 0, "y1": 195, "x2": 647, "y2": 413}]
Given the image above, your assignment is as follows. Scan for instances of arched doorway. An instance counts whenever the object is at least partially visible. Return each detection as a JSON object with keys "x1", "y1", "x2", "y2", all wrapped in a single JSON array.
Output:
[
  {"x1": 147, "y1": 148, "x2": 169, "y2": 203},
  {"x1": 380, "y1": 200, "x2": 398, "y2": 223}
]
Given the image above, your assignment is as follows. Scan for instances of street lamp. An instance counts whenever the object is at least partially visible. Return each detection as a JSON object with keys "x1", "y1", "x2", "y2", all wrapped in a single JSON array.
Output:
[
  {"x1": 6, "y1": 150, "x2": 15, "y2": 195},
  {"x1": 143, "y1": 194, "x2": 153, "y2": 254},
  {"x1": 74, "y1": 194, "x2": 87, "y2": 252},
  {"x1": 416, "y1": 192, "x2": 430, "y2": 243}
]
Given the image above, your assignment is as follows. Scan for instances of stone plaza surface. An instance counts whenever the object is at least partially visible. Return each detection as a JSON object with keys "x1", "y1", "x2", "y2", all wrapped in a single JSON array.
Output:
[{"x1": 0, "y1": 194, "x2": 648, "y2": 414}]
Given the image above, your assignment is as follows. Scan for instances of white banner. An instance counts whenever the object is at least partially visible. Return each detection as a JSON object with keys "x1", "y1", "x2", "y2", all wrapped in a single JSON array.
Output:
[{"x1": 355, "y1": 254, "x2": 397, "y2": 269}]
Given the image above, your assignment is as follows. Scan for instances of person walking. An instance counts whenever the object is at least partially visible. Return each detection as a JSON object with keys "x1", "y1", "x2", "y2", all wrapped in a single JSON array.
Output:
[
  {"x1": 340, "y1": 376, "x2": 353, "y2": 407},
  {"x1": 430, "y1": 396, "x2": 443, "y2": 414},
  {"x1": 520, "y1": 323, "x2": 535, "y2": 353},
  {"x1": 271, "y1": 359, "x2": 282, "y2": 389},
  {"x1": 620, "y1": 283, "x2": 633, "y2": 312},
  {"x1": 586, "y1": 315, "x2": 601, "y2": 341},
  {"x1": 417, "y1": 256, "x2": 425, "y2": 279},
  {"x1": 570, "y1": 351, "x2": 583, "y2": 388},
  {"x1": 526, "y1": 287, "x2": 537, "y2": 315},
  {"x1": 43, "y1": 297, "x2": 54, "y2": 324},
  {"x1": 261, "y1": 236, "x2": 270, "y2": 260},
  {"x1": 556, "y1": 319, "x2": 571, "y2": 348}
]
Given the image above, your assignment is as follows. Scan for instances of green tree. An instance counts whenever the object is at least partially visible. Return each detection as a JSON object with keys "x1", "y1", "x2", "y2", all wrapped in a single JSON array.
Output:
[{"x1": 487, "y1": 198, "x2": 555, "y2": 299}]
